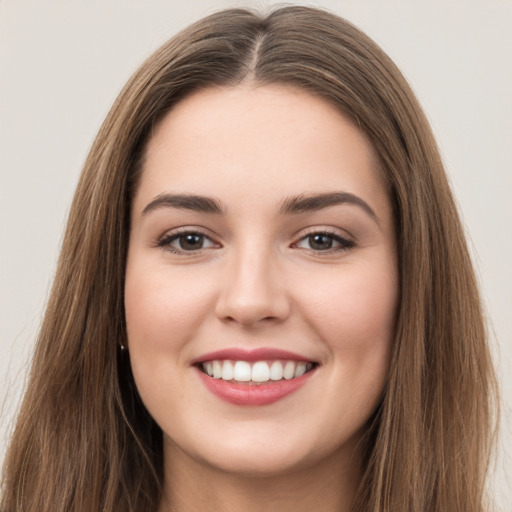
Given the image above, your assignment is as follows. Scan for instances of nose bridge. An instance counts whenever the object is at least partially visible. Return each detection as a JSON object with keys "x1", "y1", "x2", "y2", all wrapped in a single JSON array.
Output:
[{"x1": 216, "y1": 239, "x2": 289, "y2": 326}]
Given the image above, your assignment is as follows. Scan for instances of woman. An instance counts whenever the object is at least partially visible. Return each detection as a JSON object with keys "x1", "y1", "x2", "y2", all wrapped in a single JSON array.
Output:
[{"x1": 0, "y1": 6, "x2": 498, "y2": 512}]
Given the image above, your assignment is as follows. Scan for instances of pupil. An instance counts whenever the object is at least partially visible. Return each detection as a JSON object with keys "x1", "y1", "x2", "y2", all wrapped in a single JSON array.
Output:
[
  {"x1": 310, "y1": 234, "x2": 332, "y2": 250},
  {"x1": 180, "y1": 234, "x2": 203, "y2": 250}
]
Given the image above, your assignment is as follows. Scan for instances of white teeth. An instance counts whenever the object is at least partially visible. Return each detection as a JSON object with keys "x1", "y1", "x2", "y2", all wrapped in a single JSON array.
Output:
[
  {"x1": 212, "y1": 360, "x2": 222, "y2": 379},
  {"x1": 221, "y1": 360, "x2": 234, "y2": 380},
  {"x1": 233, "y1": 361, "x2": 251, "y2": 381},
  {"x1": 283, "y1": 361, "x2": 295, "y2": 380},
  {"x1": 294, "y1": 362, "x2": 307, "y2": 378},
  {"x1": 251, "y1": 361, "x2": 270, "y2": 382},
  {"x1": 270, "y1": 360, "x2": 283, "y2": 380},
  {"x1": 201, "y1": 359, "x2": 314, "y2": 383}
]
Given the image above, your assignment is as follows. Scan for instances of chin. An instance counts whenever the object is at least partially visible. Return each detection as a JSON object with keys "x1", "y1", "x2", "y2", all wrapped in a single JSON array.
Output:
[
  {"x1": 200, "y1": 445, "x2": 314, "y2": 478},
  {"x1": 167, "y1": 421, "x2": 357, "y2": 479}
]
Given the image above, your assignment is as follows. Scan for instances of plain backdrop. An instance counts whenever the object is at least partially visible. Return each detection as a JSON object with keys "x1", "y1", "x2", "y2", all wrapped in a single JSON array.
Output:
[{"x1": 1, "y1": 0, "x2": 510, "y2": 509}]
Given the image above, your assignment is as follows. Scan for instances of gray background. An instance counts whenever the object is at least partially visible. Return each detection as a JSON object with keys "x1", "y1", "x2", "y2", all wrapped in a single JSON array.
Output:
[{"x1": 1, "y1": 1, "x2": 510, "y2": 509}]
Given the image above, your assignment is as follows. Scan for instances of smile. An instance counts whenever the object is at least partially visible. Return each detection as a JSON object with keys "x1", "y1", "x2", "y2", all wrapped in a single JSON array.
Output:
[
  {"x1": 192, "y1": 347, "x2": 319, "y2": 405},
  {"x1": 200, "y1": 359, "x2": 315, "y2": 384}
]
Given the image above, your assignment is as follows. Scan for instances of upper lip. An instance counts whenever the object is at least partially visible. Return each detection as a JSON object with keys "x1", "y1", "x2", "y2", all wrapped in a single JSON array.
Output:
[{"x1": 190, "y1": 347, "x2": 318, "y2": 365}]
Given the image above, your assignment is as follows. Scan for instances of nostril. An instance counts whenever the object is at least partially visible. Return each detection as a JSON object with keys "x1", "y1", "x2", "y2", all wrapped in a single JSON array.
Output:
[
  {"x1": 214, "y1": 260, "x2": 290, "y2": 326},
  {"x1": 216, "y1": 294, "x2": 290, "y2": 327}
]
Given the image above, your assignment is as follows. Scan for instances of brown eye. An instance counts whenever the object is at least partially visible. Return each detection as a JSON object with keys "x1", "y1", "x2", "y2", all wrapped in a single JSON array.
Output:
[
  {"x1": 308, "y1": 234, "x2": 334, "y2": 251},
  {"x1": 158, "y1": 231, "x2": 218, "y2": 253},
  {"x1": 295, "y1": 231, "x2": 354, "y2": 252},
  {"x1": 178, "y1": 234, "x2": 205, "y2": 251}
]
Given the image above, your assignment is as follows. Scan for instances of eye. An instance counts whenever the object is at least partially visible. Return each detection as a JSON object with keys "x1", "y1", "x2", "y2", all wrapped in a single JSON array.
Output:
[
  {"x1": 158, "y1": 231, "x2": 218, "y2": 253},
  {"x1": 295, "y1": 231, "x2": 354, "y2": 252}
]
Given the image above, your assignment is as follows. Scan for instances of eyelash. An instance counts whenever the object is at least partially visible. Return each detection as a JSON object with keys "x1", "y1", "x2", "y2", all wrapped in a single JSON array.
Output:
[
  {"x1": 293, "y1": 229, "x2": 355, "y2": 254},
  {"x1": 156, "y1": 228, "x2": 218, "y2": 255},
  {"x1": 156, "y1": 228, "x2": 355, "y2": 255}
]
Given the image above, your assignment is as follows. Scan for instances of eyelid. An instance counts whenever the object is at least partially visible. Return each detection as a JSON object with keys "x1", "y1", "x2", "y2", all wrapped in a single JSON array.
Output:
[
  {"x1": 155, "y1": 226, "x2": 221, "y2": 254},
  {"x1": 291, "y1": 227, "x2": 355, "y2": 253},
  {"x1": 153, "y1": 225, "x2": 355, "y2": 256}
]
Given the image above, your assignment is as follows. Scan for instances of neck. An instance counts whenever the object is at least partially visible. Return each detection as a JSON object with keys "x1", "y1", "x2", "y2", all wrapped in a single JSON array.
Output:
[{"x1": 158, "y1": 439, "x2": 363, "y2": 512}]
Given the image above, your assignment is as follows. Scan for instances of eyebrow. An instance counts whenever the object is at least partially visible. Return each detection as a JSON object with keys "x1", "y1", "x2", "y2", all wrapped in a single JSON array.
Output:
[
  {"x1": 279, "y1": 192, "x2": 379, "y2": 224},
  {"x1": 142, "y1": 193, "x2": 224, "y2": 216},
  {"x1": 141, "y1": 191, "x2": 379, "y2": 224}
]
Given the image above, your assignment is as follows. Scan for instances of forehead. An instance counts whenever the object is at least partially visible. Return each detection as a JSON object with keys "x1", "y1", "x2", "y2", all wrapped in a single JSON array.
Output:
[{"x1": 133, "y1": 84, "x2": 389, "y2": 219}]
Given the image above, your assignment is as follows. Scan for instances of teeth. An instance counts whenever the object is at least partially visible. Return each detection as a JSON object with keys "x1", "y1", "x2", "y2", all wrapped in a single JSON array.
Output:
[
  {"x1": 212, "y1": 360, "x2": 222, "y2": 379},
  {"x1": 221, "y1": 360, "x2": 234, "y2": 380},
  {"x1": 283, "y1": 361, "x2": 295, "y2": 380},
  {"x1": 233, "y1": 361, "x2": 251, "y2": 382},
  {"x1": 294, "y1": 362, "x2": 307, "y2": 378},
  {"x1": 269, "y1": 360, "x2": 283, "y2": 380},
  {"x1": 251, "y1": 361, "x2": 270, "y2": 382},
  {"x1": 201, "y1": 360, "x2": 314, "y2": 383}
]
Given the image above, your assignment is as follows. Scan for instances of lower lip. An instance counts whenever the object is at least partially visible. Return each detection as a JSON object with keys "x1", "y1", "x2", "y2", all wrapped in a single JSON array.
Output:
[{"x1": 195, "y1": 367, "x2": 316, "y2": 406}]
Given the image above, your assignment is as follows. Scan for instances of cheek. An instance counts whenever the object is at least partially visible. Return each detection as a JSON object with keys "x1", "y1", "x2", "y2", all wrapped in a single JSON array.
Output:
[
  {"x1": 123, "y1": 261, "x2": 215, "y2": 404},
  {"x1": 339, "y1": 274, "x2": 396, "y2": 345},
  {"x1": 306, "y1": 266, "x2": 396, "y2": 341},
  {"x1": 283, "y1": 259, "x2": 398, "y2": 444},
  {"x1": 124, "y1": 263, "x2": 211, "y2": 352},
  {"x1": 297, "y1": 258, "x2": 397, "y2": 389},
  {"x1": 123, "y1": 261, "x2": 215, "y2": 416}
]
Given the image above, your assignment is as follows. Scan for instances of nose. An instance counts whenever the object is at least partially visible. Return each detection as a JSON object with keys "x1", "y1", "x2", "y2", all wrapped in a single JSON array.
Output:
[{"x1": 215, "y1": 245, "x2": 290, "y2": 327}]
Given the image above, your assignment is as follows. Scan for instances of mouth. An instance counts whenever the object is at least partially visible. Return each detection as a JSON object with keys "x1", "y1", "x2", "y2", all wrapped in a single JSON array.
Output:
[
  {"x1": 192, "y1": 347, "x2": 320, "y2": 405},
  {"x1": 196, "y1": 359, "x2": 317, "y2": 385}
]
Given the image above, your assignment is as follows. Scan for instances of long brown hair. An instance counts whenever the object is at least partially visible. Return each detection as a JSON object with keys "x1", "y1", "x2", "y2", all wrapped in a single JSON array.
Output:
[{"x1": 1, "y1": 6, "x2": 498, "y2": 511}]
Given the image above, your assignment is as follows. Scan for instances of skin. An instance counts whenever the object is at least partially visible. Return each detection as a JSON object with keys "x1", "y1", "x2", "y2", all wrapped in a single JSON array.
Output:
[{"x1": 125, "y1": 84, "x2": 398, "y2": 512}]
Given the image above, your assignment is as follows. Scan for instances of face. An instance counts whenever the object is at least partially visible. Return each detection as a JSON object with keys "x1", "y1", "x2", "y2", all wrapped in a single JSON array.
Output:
[{"x1": 125, "y1": 84, "x2": 398, "y2": 477}]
